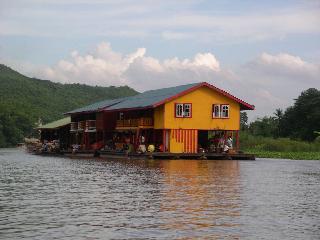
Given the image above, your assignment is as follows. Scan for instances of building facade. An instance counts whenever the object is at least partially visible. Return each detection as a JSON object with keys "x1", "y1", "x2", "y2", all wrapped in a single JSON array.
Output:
[{"x1": 64, "y1": 82, "x2": 254, "y2": 153}]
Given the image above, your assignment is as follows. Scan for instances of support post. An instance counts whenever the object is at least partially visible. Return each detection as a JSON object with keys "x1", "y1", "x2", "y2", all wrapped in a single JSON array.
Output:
[
  {"x1": 162, "y1": 129, "x2": 166, "y2": 152},
  {"x1": 136, "y1": 128, "x2": 140, "y2": 150},
  {"x1": 236, "y1": 130, "x2": 240, "y2": 151}
]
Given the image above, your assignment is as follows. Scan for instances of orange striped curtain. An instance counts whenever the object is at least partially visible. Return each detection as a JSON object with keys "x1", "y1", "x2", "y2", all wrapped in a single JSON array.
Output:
[{"x1": 172, "y1": 129, "x2": 198, "y2": 153}]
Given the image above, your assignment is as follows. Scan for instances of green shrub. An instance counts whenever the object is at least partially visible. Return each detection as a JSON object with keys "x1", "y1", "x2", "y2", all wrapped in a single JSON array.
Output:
[{"x1": 240, "y1": 131, "x2": 320, "y2": 153}]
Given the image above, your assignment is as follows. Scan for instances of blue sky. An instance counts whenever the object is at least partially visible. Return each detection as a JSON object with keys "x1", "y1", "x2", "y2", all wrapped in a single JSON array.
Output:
[{"x1": 0, "y1": 0, "x2": 319, "y2": 119}]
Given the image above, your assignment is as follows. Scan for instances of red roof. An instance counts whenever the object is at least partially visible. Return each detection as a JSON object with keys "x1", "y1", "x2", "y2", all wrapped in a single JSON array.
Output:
[{"x1": 153, "y1": 82, "x2": 255, "y2": 110}]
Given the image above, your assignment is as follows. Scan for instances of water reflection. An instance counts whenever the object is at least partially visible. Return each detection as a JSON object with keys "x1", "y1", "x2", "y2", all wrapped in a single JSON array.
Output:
[{"x1": 158, "y1": 160, "x2": 241, "y2": 239}]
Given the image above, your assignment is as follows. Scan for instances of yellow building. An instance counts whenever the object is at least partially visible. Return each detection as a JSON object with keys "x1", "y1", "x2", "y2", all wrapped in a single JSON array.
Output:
[{"x1": 67, "y1": 82, "x2": 254, "y2": 153}]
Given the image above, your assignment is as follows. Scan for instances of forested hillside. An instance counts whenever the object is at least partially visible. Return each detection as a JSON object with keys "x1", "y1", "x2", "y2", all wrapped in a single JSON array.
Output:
[{"x1": 0, "y1": 64, "x2": 138, "y2": 147}]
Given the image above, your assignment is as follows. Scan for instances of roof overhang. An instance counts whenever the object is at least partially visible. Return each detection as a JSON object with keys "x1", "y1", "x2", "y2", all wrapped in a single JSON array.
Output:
[{"x1": 37, "y1": 117, "x2": 71, "y2": 130}]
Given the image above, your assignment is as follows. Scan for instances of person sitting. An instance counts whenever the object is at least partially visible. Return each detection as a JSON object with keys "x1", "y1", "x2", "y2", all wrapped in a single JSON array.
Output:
[
  {"x1": 226, "y1": 136, "x2": 233, "y2": 149},
  {"x1": 223, "y1": 136, "x2": 233, "y2": 153},
  {"x1": 223, "y1": 144, "x2": 230, "y2": 153},
  {"x1": 137, "y1": 135, "x2": 146, "y2": 153}
]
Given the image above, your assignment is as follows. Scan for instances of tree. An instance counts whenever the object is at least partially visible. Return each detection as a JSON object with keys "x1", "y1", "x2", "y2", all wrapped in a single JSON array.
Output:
[
  {"x1": 240, "y1": 112, "x2": 248, "y2": 130},
  {"x1": 280, "y1": 88, "x2": 320, "y2": 141},
  {"x1": 273, "y1": 108, "x2": 283, "y2": 138},
  {"x1": 248, "y1": 116, "x2": 277, "y2": 137}
]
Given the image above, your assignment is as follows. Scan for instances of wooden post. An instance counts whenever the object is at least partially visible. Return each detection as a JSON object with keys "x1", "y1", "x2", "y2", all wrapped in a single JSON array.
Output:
[
  {"x1": 162, "y1": 129, "x2": 166, "y2": 152},
  {"x1": 152, "y1": 129, "x2": 156, "y2": 144},
  {"x1": 236, "y1": 130, "x2": 240, "y2": 151},
  {"x1": 136, "y1": 128, "x2": 140, "y2": 150}
]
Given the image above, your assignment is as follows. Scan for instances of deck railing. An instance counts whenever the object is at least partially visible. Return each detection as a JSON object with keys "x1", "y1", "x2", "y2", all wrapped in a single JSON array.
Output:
[
  {"x1": 70, "y1": 120, "x2": 96, "y2": 132},
  {"x1": 116, "y1": 117, "x2": 153, "y2": 128},
  {"x1": 85, "y1": 120, "x2": 96, "y2": 132},
  {"x1": 77, "y1": 121, "x2": 85, "y2": 131}
]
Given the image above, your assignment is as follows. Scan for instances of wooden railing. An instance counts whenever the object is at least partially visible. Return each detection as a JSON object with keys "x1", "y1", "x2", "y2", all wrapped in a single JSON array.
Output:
[
  {"x1": 85, "y1": 120, "x2": 96, "y2": 132},
  {"x1": 116, "y1": 117, "x2": 153, "y2": 128},
  {"x1": 70, "y1": 120, "x2": 96, "y2": 132},
  {"x1": 77, "y1": 121, "x2": 85, "y2": 131}
]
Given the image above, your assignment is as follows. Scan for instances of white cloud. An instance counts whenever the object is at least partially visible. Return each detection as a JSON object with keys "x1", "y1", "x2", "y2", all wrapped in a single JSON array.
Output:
[
  {"x1": 237, "y1": 52, "x2": 320, "y2": 119},
  {"x1": 34, "y1": 42, "x2": 222, "y2": 90},
  {"x1": 245, "y1": 52, "x2": 320, "y2": 87}
]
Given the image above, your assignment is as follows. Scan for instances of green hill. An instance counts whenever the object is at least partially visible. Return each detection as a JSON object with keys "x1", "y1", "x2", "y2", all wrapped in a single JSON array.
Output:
[{"x1": 0, "y1": 64, "x2": 138, "y2": 147}]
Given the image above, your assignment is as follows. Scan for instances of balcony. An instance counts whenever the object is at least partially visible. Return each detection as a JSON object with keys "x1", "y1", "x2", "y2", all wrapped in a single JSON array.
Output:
[
  {"x1": 77, "y1": 121, "x2": 85, "y2": 131},
  {"x1": 85, "y1": 120, "x2": 96, "y2": 132},
  {"x1": 70, "y1": 120, "x2": 96, "y2": 132},
  {"x1": 116, "y1": 117, "x2": 153, "y2": 129}
]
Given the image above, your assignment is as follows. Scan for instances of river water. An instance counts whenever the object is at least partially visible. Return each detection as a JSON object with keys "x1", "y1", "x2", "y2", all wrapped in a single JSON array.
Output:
[{"x1": 0, "y1": 148, "x2": 319, "y2": 239}]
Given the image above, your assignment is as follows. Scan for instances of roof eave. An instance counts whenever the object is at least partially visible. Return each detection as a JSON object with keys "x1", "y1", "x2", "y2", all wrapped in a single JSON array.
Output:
[
  {"x1": 36, "y1": 123, "x2": 70, "y2": 130},
  {"x1": 102, "y1": 106, "x2": 153, "y2": 112},
  {"x1": 240, "y1": 104, "x2": 255, "y2": 111}
]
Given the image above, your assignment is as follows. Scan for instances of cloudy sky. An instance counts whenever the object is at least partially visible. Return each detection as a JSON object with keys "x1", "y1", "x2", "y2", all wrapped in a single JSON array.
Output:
[{"x1": 0, "y1": 0, "x2": 319, "y2": 119}]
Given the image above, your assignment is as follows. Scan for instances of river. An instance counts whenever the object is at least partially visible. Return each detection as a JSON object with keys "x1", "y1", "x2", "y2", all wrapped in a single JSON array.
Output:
[{"x1": 0, "y1": 148, "x2": 319, "y2": 239}]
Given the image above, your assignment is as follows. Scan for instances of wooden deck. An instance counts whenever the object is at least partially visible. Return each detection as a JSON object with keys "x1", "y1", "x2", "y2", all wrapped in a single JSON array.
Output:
[{"x1": 55, "y1": 150, "x2": 255, "y2": 160}]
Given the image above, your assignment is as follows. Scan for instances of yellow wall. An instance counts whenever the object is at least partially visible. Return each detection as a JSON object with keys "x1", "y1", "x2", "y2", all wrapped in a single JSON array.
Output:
[
  {"x1": 154, "y1": 86, "x2": 240, "y2": 130},
  {"x1": 169, "y1": 129, "x2": 198, "y2": 153},
  {"x1": 169, "y1": 133, "x2": 184, "y2": 153},
  {"x1": 154, "y1": 104, "x2": 164, "y2": 129}
]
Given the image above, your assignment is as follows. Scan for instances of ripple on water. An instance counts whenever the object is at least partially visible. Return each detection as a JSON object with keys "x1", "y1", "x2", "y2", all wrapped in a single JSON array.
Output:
[{"x1": 0, "y1": 150, "x2": 319, "y2": 239}]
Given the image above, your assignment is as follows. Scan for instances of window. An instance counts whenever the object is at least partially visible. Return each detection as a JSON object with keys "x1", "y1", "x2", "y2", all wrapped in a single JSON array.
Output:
[
  {"x1": 221, "y1": 104, "x2": 230, "y2": 118},
  {"x1": 212, "y1": 104, "x2": 220, "y2": 118},
  {"x1": 183, "y1": 104, "x2": 192, "y2": 118},
  {"x1": 212, "y1": 104, "x2": 230, "y2": 118},
  {"x1": 175, "y1": 103, "x2": 192, "y2": 118},
  {"x1": 175, "y1": 103, "x2": 184, "y2": 118},
  {"x1": 119, "y1": 112, "x2": 124, "y2": 120}
]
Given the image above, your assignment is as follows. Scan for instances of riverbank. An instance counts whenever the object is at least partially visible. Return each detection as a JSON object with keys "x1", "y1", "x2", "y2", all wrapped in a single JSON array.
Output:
[
  {"x1": 240, "y1": 133, "x2": 320, "y2": 160},
  {"x1": 245, "y1": 150, "x2": 320, "y2": 160}
]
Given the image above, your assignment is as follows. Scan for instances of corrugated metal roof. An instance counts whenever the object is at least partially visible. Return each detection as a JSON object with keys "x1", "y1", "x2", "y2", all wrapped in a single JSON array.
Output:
[
  {"x1": 66, "y1": 82, "x2": 254, "y2": 114},
  {"x1": 66, "y1": 83, "x2": 198, "y2": 114},
  {"x1": 66, "y1": 98, "x2": 127, "y2": 114},
  {"x1": 37, "y1": 117, "x2": 71, "y2": 129},
  {"x1": 107, "y1": 83, "x2": 199, "y2": 110}
]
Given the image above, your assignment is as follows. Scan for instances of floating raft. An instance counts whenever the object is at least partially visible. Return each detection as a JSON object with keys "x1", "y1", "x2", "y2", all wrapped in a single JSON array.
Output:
[{"x1": 55, "y1": 150, "x2": 255, "y2": 160}]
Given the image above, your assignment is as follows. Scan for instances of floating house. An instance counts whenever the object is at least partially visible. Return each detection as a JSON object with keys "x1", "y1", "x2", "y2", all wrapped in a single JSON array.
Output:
[
  {"x1": 37, "y1": 117, "x2": 71, "y2": 149},
  {"x1": 63, "y1": 82, "x2": 254, "y2": 154}
]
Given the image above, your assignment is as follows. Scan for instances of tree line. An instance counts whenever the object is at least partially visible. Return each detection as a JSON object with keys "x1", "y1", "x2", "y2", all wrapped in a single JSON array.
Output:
[{"x1": 241, "y1": 88, "x2": 320, "y2": 142}]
